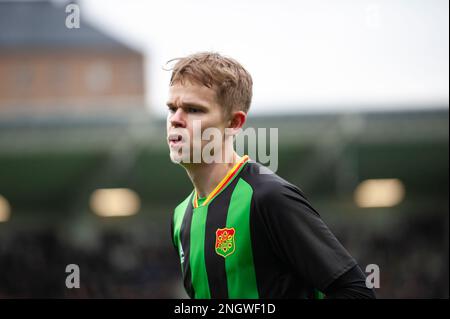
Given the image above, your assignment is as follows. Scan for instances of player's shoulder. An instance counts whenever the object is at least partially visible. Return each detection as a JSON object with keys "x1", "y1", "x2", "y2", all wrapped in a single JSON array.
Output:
[
  {"x1": 240, "y1": 160, "x2": 305, "y2": 201},
  {"x1": 240, "y1": 160, "x2": 320, "y2": 218},
  {"x1": 173, "y1": 191, "x2": 193, "y2": 215}
]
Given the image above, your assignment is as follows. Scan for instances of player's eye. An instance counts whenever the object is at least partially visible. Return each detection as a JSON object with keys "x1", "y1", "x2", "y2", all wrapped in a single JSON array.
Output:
[
  {"x1": 167, "y1": 106, "x2": 177, "y2": 113},
  {"x1": 187, "y1": 107, "x2": 201, "y2": 113}
]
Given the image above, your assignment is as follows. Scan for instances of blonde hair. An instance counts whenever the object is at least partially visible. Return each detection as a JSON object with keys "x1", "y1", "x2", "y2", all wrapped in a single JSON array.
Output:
[{"x1": 168, "y1": 52, "x2": 253, "y2": 117}]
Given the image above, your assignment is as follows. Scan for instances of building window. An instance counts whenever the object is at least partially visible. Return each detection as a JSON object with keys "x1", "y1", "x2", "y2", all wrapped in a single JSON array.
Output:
[
  {"x1": 84, "y1": 62, "x2": 112, "y2": 93},
  {"x1": 49, "y1": 63, "x2": 70, "y2": 93},
  {"x1": 13, "y1": 64, "x2": 34, "y2": 93},
  {"x1": 124, "y1": 62, "x2": 142, "y2": 91}
]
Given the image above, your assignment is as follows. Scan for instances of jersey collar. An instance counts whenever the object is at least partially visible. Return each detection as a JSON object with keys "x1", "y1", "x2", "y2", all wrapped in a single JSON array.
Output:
[{"x1": 193, "y1": 155, "x2": 249, "y2": 208}]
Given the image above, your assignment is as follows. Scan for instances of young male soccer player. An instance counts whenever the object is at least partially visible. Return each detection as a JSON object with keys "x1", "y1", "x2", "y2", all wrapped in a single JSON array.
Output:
[{"x1": 167, "y1": 52, "x2": 375, "y2": 299}]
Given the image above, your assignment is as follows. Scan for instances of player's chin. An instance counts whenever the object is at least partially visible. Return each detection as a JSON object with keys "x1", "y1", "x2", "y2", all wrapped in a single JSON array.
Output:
[{"x1": 169, "y1": 150, "x2": 190, "y2": 165}]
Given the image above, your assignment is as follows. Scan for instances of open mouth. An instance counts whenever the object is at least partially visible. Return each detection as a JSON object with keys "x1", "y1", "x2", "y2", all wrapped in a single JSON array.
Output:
[{"x1": 168, "y1": 134, "x2": 183, "y2": 145}]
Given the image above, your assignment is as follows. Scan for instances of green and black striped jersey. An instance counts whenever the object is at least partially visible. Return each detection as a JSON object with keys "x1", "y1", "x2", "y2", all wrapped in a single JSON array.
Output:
[{"x1": 171, "y1": 156, "x2": 357, "y2": 299}]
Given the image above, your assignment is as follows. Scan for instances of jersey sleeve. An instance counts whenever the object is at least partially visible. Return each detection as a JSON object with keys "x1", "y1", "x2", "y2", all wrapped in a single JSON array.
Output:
[{"x1": 254, "y1": 181, "x2": 358, "y2": 291}]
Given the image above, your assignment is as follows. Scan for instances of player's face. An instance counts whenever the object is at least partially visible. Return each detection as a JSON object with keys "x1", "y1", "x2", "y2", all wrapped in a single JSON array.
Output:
[{"x1": 166, "y1": 81, "x2": 229, "y2": 164}]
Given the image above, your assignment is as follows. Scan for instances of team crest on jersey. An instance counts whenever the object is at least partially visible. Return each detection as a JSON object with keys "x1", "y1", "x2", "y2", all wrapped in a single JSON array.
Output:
[{"x1": 215, "y1": 227, "x2": 236, "y2": 258}]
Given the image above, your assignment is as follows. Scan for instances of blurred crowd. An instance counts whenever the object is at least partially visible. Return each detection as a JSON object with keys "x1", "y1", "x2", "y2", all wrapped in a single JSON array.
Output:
[
  {"x1": 339, "y1": 212, "x2": 448, "y2": 298},
  {"x1": 0, "y1": 212, "x2": 447, "y2": 298},
  {"x1": 0, "y1": 228, "x2": 181, "y2": 298}
]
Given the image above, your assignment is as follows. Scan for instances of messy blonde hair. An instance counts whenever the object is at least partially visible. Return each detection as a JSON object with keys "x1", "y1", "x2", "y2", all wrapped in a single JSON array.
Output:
[{"x1": 167, "y1": 52, "x2": 253, "y2": 117}]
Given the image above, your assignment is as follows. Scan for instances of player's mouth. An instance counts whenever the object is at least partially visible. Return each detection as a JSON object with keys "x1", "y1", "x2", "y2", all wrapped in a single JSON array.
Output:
[{"x1": 168, "y1": 134, "x2": 183, "y2": 146}]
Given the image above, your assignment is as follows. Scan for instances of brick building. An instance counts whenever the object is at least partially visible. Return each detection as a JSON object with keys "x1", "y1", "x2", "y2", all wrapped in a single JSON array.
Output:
[{"x1": 0, "y1": 1, "x2": 145, "y2": 116}]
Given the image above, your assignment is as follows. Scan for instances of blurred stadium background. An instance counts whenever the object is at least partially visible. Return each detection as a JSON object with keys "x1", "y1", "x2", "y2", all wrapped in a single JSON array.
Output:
[{"x1": 0, "y1": 0, "x2": 448, "y2": 298}]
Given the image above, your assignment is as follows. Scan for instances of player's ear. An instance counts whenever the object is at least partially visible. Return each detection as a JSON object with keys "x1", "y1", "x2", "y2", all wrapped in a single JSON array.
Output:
[{"x1": 228, "y1": 110, "x2": 246, "y2": 131}]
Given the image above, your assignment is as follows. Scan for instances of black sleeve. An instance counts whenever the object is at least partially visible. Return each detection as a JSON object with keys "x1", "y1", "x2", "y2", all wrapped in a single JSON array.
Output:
[
  {"x1": 324, "y1": 265, "x2": 376, "y2": 299},
  {"x1": 255, "y1": 181, "x2": 358, "y2": 292}
]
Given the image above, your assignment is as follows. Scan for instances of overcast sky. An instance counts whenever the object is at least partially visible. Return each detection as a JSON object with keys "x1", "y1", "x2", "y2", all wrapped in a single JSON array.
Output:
[{"x1": 80, "y1": 0, "x2": 449, "y2": 116}]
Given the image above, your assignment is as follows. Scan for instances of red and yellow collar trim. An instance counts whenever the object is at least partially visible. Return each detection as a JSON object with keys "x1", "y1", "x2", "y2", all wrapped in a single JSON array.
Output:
[{"x1": 193, "y1": 155, "x2": 249, "y2": 208}]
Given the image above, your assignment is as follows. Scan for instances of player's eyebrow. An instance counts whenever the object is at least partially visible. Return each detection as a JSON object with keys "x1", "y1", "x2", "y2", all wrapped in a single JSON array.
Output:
[{"x1": 166, "y1": 101, "x2": 208, "y2": 111}]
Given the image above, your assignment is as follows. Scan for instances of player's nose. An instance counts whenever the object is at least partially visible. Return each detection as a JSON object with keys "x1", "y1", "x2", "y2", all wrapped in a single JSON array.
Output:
[{"x1": 170, "y1": 108, "x2": 186, "y2": 128}]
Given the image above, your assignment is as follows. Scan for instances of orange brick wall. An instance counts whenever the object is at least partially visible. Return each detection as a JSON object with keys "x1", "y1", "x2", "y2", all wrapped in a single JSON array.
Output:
[{"x1": 0, "y1": 49, "x2": 145, "y2": 112}]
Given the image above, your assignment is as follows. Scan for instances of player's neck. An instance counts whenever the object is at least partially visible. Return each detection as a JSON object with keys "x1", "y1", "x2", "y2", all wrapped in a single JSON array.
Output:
[{"x1": 184, "y1": 152, "x2": 241, "y2": 199}]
